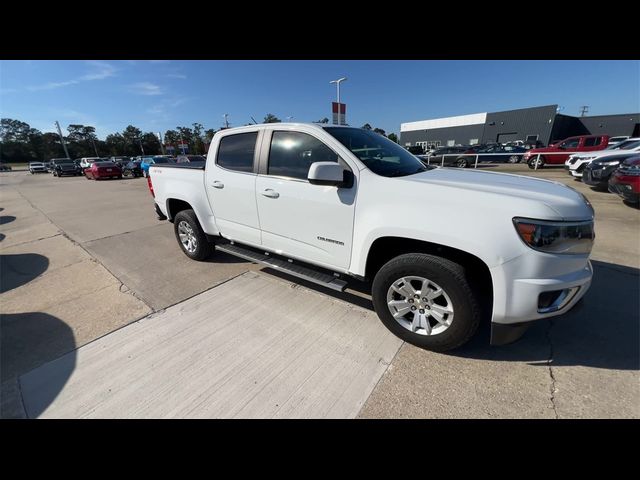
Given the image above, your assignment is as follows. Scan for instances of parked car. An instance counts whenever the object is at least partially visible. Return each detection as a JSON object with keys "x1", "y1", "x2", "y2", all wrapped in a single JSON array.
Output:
[
  {"x1": 523, "y1": 135, "x2": 610, "y2": 169},
  {"x1": 47, "y1": 157, "x2": 71, "y2": 172},
  {"x1": 608, "y1": 156, "x2": 640, "y2": 204},
  {"x1": 0, "y1": 163, "x2": 12, "y2": 171},
  {"x1": 582, "y1": 152, "x2": 640, "y2": 190},
  {"x1": 79, "y1": 157, "x2": 103, "y2": 169},
  {"x1": 84, "y1": 161, "x2": 123, "y2": 180},
  {"x1": 53, "y1": 159, "x2": 83, "y2": 177},
  {"x1": 565, "y1": 138, "x2": 640, "y2": 178},
  {"x1": 424, "y1": 146, "x2": 470, "y2": 167},
  {"x1": 148, "y1": 123, "x2": 594, "y2": 352},
  {"x1": 607, "y1": 135, "x2": 630, "y2": 147},
  {"x1": 141, "y1": 156, "x2": 176, "y2": 177},
  {"x1": 122, "y1": 160, "x2": 143, "y2": 178},
  {"x1": 456, "y1": 144, "x2": 527, "y2": 165},
  {"x1": 29, "y1": 162, "x2": 48, "y2": 173},
  {"x1": 176, "y1": 155, "x2": 206, "y2": 164},
  {"x1": 110, "y1": 156, "x2": 131, "y2": 168}
]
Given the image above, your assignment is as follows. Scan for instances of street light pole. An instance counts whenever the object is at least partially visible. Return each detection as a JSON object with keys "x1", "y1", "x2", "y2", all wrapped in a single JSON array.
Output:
[
  {"x1": 223, "y1": 113, "x2": 229, "y2": 129},
  {"x1": 54, "y1": 121, "x2": 71, "y2": 159},
  {"x1": 329, "y1": 77, "x2": 347, "y2": 125}
]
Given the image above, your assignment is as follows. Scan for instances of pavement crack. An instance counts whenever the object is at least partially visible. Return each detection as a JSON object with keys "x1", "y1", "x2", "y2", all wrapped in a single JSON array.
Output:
[{"x1": 545, "y1": 319, "x2": 559, "y2": 419}]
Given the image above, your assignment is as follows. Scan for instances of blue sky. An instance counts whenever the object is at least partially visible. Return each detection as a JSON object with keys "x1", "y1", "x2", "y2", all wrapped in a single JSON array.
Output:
[{"x1": 1, "y1": 60, "x2": 638, "y2": 139}]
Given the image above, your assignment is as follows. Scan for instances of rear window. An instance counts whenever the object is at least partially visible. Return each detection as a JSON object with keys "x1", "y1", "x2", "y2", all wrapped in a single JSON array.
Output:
[
  {"x1": 95, "y1": 162, "x2": 114, "y2": 167},
  {"x1": 216, "y1": 132, "x2": 258, "y2": 172},
  {"x1": 153, "y1": 158, "x2": 170, "y2": 163}
]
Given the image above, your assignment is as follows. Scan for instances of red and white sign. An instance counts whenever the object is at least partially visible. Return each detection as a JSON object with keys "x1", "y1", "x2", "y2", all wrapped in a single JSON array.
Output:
[{"x1": 332, "y1": 102, "x2": 346, "y2": 125}]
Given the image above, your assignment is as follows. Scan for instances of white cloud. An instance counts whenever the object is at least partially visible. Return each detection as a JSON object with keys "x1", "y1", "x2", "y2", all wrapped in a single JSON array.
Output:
[
  {"x1": 25, "y1": 61, "x2": 117, "y2": 91},
  {"x1": 128, "y1": 82, "x2": 164, "y2": 96}
]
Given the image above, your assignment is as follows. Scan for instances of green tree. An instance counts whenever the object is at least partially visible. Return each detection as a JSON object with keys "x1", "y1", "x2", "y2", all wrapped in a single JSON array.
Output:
[
  {"x1": 373, "y1": 127, "x2": 387, "y2": 137},
  {"x1": 315, "y1": 117, "x2": 329, "y2": 124},
  {"x1": 1, "y1": 118, "x2": 33, "y2": 142},
  {"x1": 122, "y1": 125, "x2": 144, "y2": 156},
  {"x1": 387, "y1": 133, "x2": 399, "y2": 144},
  {"x1": 141, "y1": 132, "x2": 161, "y2": 155},
  {"x1": 362, "y1": 123, "x2": 372, "y2": 130},
  {"x1": 192, "y1": 123, "x2": 205, "y2": 154},
  {"x1": 105, "y1": 133, "x2": 126, "y2": 156},
  {"x1": 263, "y1": 113, "x2": 281, "y2": 123}
]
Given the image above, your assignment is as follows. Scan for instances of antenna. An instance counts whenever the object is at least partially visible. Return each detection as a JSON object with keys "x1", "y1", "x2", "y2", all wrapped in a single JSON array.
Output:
[
  {"x1": 250, "y1": 116, "x2": 258, "y2": 125},
  {"x1": 579, "y1": 105, "x2": 589, "y2": 117}
]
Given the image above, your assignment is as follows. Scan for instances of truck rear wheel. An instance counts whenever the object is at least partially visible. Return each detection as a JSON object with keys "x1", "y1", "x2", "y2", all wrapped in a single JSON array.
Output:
[
  {"x1": 173, "y1": 209, "x2": 213, "y2": 261},
  {"x1": 371, "y1": 253, "x2": 481, "y2": 352}
]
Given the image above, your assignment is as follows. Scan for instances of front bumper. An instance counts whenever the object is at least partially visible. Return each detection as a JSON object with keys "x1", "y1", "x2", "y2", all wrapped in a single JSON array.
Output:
[
  {"x1": 489, "y1": 256, "x2": 593, "y2": 344},
  {"x1": 609, "y1": 181, "x2": 640, "y2": 203}
]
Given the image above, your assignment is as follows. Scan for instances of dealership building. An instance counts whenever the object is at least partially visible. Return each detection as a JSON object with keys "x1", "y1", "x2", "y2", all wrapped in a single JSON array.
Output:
[{"x1": 400, "y1": 104, "x2": 640, "y2": 150}]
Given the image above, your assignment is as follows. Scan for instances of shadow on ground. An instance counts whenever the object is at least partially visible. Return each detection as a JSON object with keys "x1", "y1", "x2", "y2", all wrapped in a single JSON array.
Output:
[
  {"x1": 1, "y1": 312, "x2": 77, "y2": 418},
  {"x1": 0, "y1": 253, "x2": 49, "y2": 293},
  {"x1": 265, "y1": 260, "x2": 639, "y2": 371},
  {"x1": 0, "y1": 215, "x2": 16, "y2": 225}
]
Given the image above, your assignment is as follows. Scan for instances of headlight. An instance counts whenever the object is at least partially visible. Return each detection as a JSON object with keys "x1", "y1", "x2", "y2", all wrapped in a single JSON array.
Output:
[
  {"x1": 598, "y1": 160, "x2": 621, "y2": 166},
  {"x1": 513, "y1": 218, "x2": 594, "y2": 254}
]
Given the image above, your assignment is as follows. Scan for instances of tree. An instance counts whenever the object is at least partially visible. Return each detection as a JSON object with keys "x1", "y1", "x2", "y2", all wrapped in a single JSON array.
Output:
[
  {"x1": 122, "y1": 125, "x2": 144, "y2": 155},
  {"x1": 315, "y1": 117, "x2": 329, "y2": 124},
  {"x1": 362, "y1": 123, "x2": 372, "y2": 130},
  {"x1": 373, "y1": 127, "x2": 387, "y2": 137},
  {"x1": 192, "y1": 123, "x2": 205, "y2": 154},
  {"x1": 105, "y1": 133, "x2": 126, "y2": 156},
  {"x1": 141, "y1": 132, "x2": 161, "y2": 155},
  {"x1": 387, "y1": 133, "x2": 399, "y2": 144},
  {"x1": 263, "y1": 113, "x2": 281, "y2": 123},
  {"x1": 1, "y1": 118, "x2": 33, "y2": 143}
]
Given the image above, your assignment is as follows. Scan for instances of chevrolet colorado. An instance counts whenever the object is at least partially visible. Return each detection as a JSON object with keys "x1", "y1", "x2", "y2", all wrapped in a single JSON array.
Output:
[{"x1": 148, "y1": 123, "x2": 595, "y2": 351}]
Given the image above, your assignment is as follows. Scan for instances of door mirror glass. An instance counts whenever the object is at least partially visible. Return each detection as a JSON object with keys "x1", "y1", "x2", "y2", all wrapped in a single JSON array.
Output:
[{"x1": 308, "y1": 162, "x2": 346, "y2": 187}]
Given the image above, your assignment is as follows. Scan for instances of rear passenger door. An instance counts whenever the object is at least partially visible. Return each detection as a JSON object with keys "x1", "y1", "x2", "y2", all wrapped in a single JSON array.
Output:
[{"x1": 205, "y1": 130, "x2": 262, "y2": 246}]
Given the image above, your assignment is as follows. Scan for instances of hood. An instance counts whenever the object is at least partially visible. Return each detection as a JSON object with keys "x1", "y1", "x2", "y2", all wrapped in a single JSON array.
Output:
[
  {"x1": 572, "y1": 148, "x2": 640, "y2": 160},
  {"x1": 59, "y1": 163, "x2": 77, "y2": 170},
  {"x1": 396, "y1": 167, "x2": 593, "y2": 221}
]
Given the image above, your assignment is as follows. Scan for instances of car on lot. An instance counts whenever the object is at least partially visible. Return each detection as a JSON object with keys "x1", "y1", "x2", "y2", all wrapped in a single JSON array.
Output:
[
  {"x1": 424, "y1": 146, "x2": 470, "y2": 167},
  {"x1": 122, "y1": 160, "x2": 143, "y2": 178},
  {"x1": 565, "y1": 138, "x2": 640, "y2": 178},
  {"x1": 176, "y1": 155, "x2": 206, "y2": 164},
  {"x1": 147, "y1": 123, "x2": 595, "y2": 352},
  {"x1": 456, "y1": 144, "x2": 527, "y2": 165},
  {"x1": 141, "y1": 156, "x2": 176, "y2": 177},
  {"x1": 0, "y1": 163, "x2": 12, "y2": 171},
  {"x1": 523, "y1": 135, "x2": 610, "y2": 169},
  {"x1": 84, "y1": 161, "x2": 123, "y2": 180},
  {"x1": 582, "y1": 152, "x2": 640, "y2": 190},
  {"x1": 608, "y1": 156, "x2": 640, "y2": 204},
  {"x1": 29, "y1": 162, "x2": 48, "y2": 173},
  {"x1": 52, "y1": 159, "x2": 83, "y2": 177},
  {"x1": 46, "y1": 157, "x2": 71, "y2": 172},
  {"x1": 110, "y1": 156, "x2": 131, "y2": 168},
  {"x1": 607, "y1": 135, "x2": 630, "y2": 147},
  {"x1": 79, "y1": 157, "x2": 103, "y2": 169}
]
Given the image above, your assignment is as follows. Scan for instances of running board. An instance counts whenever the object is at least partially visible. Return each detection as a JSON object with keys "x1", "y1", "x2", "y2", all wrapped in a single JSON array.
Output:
[{"x1": 215, "y1": 243, "x2": 348, "y2": 292}]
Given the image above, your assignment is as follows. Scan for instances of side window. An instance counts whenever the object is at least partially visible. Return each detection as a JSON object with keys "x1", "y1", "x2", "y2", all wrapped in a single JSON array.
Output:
[
  {"x1": 216, "y1": 132, "x2": 258, "y2": 172},
  {"x1": 583, "y1": 137, "x2": 598, "y2": 147},
  {"x1": 561, "y1": 138, "x2": 580, "y2": 149},
  {"x1": 268, "y1": 131, "x2": 338, "y2": 180}
]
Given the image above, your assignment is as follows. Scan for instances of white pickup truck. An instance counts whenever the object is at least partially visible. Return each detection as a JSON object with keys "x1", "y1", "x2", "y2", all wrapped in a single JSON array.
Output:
[{"x1": 148, "y1": 123, "x2": 594, "y2": 351}]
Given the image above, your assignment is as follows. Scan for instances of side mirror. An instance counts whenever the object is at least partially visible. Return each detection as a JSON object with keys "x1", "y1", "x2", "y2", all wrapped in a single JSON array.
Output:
[{"x1": 308, "y1": 162, "x2": 349, "y2": 187}]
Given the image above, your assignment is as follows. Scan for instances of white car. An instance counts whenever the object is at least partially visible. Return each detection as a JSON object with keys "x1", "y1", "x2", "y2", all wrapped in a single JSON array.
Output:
[
  {"x1": 607, "y1": 135, "x2": 630, "y2": 147},
  {"x1": 79, "y1": 157, "x2": 102, "y2": 169},
  {"x1": 29, "y1": 162, "x2": 48, "y2": 174},
  {"x1": 566, "y1": 138, "x2": 640, "y2": 178},
  {"x1": 148, "y1": 123, "x2": 594, "y2": 352}
]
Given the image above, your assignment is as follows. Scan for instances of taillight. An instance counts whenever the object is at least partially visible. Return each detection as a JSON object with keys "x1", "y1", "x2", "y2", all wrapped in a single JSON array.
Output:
[{"x1": 147, "y1": 175, "x2": 155, "y2": 197}]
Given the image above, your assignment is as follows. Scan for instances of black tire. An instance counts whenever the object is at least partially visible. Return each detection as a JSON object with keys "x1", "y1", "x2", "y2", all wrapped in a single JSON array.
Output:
[
  {"x1": 173, "y1": 209, "x2": 213, "y2": 261},
  {"x1": 371, "y1": 253, "x2": 481, "y2": 352},
  {"x1": 508, "y1": 155, "x2": 519, "y2": 163},
  {"x1": 528, "y1": 156, "x2": 545, "y2": 169},
  {"x1": 456, "y1": 158, "x2": 468, "y2": 168}
]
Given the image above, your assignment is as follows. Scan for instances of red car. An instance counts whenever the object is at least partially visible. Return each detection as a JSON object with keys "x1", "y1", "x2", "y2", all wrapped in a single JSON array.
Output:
[
  {"x1": 608, "y1": 156, "x2": 640, "y2": 204},
  {"x1": 84, "y1": 161, "x2": 122, "y2": 180},
  {"x1": 524, "y1": 135, "x2": 610, "y2": 169}
]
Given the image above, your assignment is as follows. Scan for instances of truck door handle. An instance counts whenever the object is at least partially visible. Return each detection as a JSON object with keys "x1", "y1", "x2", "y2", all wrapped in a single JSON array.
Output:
[
  {"x1": 211, "y1": 181, "x2": 224, "y2": 189},
  {"x1": 261, "y1": 189, "x2": 279, "y2": 198}
]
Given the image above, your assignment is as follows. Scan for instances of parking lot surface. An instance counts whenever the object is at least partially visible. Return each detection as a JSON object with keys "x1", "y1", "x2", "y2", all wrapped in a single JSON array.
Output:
[{"x1": 1, "y1": 164, "x2": 638, "y2": 418}]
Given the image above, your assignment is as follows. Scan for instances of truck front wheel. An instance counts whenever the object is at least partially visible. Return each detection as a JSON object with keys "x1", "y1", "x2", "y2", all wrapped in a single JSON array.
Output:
[
  {"x1": 371, "y1": 253, "x2": 481, "y2": 352},
  {"x1": 173, "y1": 209, "x2": 213, "y2": 261}
]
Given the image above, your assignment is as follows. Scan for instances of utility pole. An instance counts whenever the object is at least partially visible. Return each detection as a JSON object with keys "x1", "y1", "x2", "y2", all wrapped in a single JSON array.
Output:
[
  {"x1": 54, "y1": 121, "x2": 71, "y2": 159},
  {"x1": 579, "y1": 105, "x2": 589, "y2": 117},
  {"x1": 329, "y1": 77, "x2": 347, "y2": 125},
  {"x1": 223, "y1": 113, "x2": 229, "y2": 129},
  {"x1": 138, "y1": 138, "x2": 145, "y2": 155},
  {"x1": 90, "y1": 136, "x2": 99, "y2": 157},
  {"x1": 157, "y1": 132, "x2": 165, "y2": 155}
]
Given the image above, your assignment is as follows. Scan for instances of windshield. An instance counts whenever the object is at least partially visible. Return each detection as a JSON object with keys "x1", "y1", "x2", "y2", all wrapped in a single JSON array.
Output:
[
  {"x1": 324, "y1": 127, "x2": 428, "y2": 177},
  {"x1": 153, "y1": 157, "x2": 171, "y2": 163}
]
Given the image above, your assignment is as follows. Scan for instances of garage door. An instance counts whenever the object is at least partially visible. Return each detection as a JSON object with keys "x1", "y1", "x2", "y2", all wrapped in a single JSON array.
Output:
[{"x1": 496, "y1": 132, "x2": 518, "y2": 143}]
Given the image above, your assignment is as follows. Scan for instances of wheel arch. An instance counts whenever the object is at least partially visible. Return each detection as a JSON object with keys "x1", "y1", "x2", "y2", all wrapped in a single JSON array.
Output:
[{"x1": 364, "y1": 236, "x2": 493, "y2": 318}]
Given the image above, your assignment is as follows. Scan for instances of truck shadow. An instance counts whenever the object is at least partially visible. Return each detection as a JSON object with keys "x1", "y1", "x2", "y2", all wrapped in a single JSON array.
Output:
[
  {"x1": 1, "y1": 312, "x2": 76, "y2": 419},
  {"x1": 265, "y1": 260, "x2": 639, "y2": 371},
  {"x1": 0, "y1": 215, "x2": 16, "y2": 225},
  {"x1": 454, "y1": 260, "x2": 639, "y2": 371}
]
